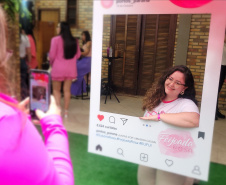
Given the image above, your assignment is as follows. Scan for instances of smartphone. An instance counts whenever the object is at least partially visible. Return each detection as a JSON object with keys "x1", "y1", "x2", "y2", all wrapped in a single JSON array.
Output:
[{"x1": 29, "y1": 69, "x2": 51, "y2": 119}]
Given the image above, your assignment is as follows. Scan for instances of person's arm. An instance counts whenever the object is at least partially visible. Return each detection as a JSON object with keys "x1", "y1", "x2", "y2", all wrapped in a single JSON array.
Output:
[
  {"x1": 36, "y1": 96, "x2": 74, "y2": 185},
  {"x1": 26, "y1": 47, "x2": 31, "y2": 63},
  {"x1": 76, "y1": 39, "x2": 81, "y2": 59},
  {"x1": 25, "y1": 36, "x2": 31, "y2": 63},
  {"x1": 49, "y1": 38, "x2": 57, "y2": 65},
  {"x1": 81, "y1": 41, "x2": 91, "y2": 56},
  {"x1": 140, "y1": 112, "x2": 200, "y2": 128}
]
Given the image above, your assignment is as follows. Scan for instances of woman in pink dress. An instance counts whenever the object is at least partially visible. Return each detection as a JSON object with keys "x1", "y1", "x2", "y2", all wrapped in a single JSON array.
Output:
[
  {"x1": 25, "y1": 27, "x2": 38, "y2": 69},
  {"x1": 49, "y1": 22, "x2": 81, "y2": 117},
  {"x1": 0, "y1": 7, "x2": 74, "y2": 185}
]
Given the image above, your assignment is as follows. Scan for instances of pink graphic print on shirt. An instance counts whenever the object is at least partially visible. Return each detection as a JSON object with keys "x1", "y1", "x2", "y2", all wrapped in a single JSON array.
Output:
[
  {"x1": 145, "y1": 110, "x2": 165, "y2": 117},
  {"x1": 158, "y1": 129, "x2": 195, "y2": 158}
]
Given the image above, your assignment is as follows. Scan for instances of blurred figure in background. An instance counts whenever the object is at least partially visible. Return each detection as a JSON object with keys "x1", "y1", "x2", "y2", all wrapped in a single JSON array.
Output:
[
  {"x1": 20, "y1": 28, "x2": 31, "y2": 100},
  {"x1": 49, "y1": 22, "x2": 81, "y2": 117},
  {"x1": 25, "y1": 27, "x2": 38, "y2": 69},
  {"x1": 71, "y1": 30, "x2": 92, "y2": 96},
  {"x1": 215, "y1": 31, "x2": 226, "y2": 120}
]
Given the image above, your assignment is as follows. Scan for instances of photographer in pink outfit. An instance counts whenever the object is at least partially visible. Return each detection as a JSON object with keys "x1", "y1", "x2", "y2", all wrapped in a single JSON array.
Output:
[{"x1": 0, "y1": 6, "x2": 74, "y2": 185}]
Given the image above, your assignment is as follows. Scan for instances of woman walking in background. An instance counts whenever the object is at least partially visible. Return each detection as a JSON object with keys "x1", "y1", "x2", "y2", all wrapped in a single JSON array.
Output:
[
  {"x1": 71, "y1": 31, "x2": 92, "y2": 96},
  {"x1": 20, "y1": 28, "x2": 31, "y2": 100},
  {"x1": 25, "y1": 27, "x2": 38, "y2": 69},
  {"x1": 0, "y1": 6, "x2": 74, "y2": 185},
  {"x1": 49, "y1": 22, "x2": 81, "y2": 117}
]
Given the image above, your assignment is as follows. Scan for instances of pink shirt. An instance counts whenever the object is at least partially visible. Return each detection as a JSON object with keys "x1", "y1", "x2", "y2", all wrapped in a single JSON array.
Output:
[
  {"x1": 0, "y1": 94, "x2": 74, "y2": 185},
  {"x1": 144, "y1": 98, "x2": 199, "y2": 116},
  {"x1": 49, "y1": 35, "x2": 81, "y2": 80},
  {"x1": 27, "y1": 35, "x2": 38, "y2": 69}
]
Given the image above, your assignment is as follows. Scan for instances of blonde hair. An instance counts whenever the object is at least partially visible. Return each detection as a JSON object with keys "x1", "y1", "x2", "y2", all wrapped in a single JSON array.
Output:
[
  {"x1": 0, "y1": 6, "x2": 15, "y2": 96},
  {"x1": 0, "y1": 6, "x2": 17, "y2": 99},
  {"x1": 0, "y1": 6, "x2": 27, "y2": 129}
]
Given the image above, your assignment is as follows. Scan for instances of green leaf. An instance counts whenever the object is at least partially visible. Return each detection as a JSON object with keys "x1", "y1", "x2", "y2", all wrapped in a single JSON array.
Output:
[
  {"x1": 14, "y1": 1, "x2": 19, "y2": 11},
  {"x1": 4, "y1": 4, "x2": 9, "y2": 10}
]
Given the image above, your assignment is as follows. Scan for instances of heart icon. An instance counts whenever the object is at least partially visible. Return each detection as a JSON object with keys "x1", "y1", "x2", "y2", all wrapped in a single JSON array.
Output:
[
  {"x1": 98, "y1": 115, "x2": 104, "y2": 121},
  {"x1": 165, "y1": 159, "x2": 173, "y2": 167}
]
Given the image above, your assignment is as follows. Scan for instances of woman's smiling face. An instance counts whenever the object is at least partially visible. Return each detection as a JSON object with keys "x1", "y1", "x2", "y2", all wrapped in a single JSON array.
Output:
[{"x1": 164, "y1": 71, "x2": 187, "y2": 99}]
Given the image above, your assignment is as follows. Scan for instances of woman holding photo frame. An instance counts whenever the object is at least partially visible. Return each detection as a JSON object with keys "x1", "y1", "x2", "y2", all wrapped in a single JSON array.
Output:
[{"x1": 139, "y1": 65, "x2": 200, "y2": 185}]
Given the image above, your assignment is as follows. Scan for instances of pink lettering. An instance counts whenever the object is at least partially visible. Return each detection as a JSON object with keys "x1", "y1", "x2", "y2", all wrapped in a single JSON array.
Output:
[{"x1": 158, "y1": 129, "x2": 195, "y2": 158}]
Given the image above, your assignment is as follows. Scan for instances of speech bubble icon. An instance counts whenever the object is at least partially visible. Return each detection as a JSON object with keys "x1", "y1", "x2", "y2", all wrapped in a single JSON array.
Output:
[{"x1": 109, "y1": 116, "x2": 115, "y2": 124}]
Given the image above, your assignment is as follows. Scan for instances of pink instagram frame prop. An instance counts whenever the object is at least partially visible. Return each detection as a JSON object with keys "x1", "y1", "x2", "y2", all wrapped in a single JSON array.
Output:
[{"x1": 88, "y1": 0, "x2": 226, "y2": 181}]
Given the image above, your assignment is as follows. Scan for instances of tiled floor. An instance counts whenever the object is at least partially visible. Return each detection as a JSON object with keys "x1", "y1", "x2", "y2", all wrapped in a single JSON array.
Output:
[{"x1": 64, "y1": 95, "x2": 226, "y2": 165}]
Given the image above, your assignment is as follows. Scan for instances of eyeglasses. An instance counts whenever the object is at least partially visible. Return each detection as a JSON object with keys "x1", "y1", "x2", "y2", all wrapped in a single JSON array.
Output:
[{"x1": 166, "y1": 77, "x2": 186, "y2": 87}]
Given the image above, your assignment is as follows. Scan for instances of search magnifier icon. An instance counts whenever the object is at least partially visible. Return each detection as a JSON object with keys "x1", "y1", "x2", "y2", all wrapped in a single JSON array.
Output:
[{"x1": 117, "y1": 148, "x2": 124, "y2": 157}]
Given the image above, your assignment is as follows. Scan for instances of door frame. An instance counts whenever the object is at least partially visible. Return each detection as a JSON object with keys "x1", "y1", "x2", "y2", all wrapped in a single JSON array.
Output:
[
  {"x1": 110, "y1": 15, "x2": 142, "y2": 94},
  {"x1": 38, "y1": 8, "x2": 61, "y2": 21},
  {"x1": 110, "y1": 14, "x2": 178, "y2": 95}
]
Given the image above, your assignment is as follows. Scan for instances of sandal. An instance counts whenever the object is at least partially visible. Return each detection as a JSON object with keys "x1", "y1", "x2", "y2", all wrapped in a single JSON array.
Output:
[{"x1": 64, "y1": 110, "x2": 68, "y2": 118}]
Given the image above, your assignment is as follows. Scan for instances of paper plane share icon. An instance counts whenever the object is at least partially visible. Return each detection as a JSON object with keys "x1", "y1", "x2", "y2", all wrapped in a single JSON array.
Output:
[{"x1": 120, "y1": 118, "x2": 128, "y2": 125}]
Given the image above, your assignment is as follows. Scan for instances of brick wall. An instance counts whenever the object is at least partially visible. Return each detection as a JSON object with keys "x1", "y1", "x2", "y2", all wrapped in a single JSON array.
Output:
[
  {"x1": 35, "y1": 0, "x2": 93, "y2": 41},
  {"x1": 102, "y1": 15, "x2": 111, "y2": 79},
  {"x1": 35, "y1": 0, "x2": 66, "y2": 22},
  {"x1": 186, "y1": 14, "x2": 210, "y2": 106}
]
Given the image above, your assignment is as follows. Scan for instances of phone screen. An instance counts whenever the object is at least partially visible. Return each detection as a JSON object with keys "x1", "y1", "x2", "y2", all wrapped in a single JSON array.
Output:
[{"x1": 30, "y1": 70, "x2": 50, "y2": 119}]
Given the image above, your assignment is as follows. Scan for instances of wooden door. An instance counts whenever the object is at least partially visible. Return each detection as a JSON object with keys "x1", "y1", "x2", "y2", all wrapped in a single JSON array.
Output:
[
  {"x1": 111, "y1": 14, "x2": 177, "y2": 95},
  {"x1": 34, "y1": 9, "x2": 59, "y2": 68},
  {"x1": 37, "y1": 22, "x2": 56, "y2": 68},
  {"x1": 137, "y1": 14, "x2": 177, "y2": 95},
  {"x1": 40, "y1": 10, "x2": 59, "y2": 27},
  {"x1": 111, "y1": 15, "x2": 142, "y2": 94}
]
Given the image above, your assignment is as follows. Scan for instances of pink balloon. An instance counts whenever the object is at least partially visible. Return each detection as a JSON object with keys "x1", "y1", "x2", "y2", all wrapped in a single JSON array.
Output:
[
  {"x1": 170, "y1": 0, "x2": 212, "y2": 8},
  {"x1": 101, "y1": 0, "x2": 114, "y2": 9}
]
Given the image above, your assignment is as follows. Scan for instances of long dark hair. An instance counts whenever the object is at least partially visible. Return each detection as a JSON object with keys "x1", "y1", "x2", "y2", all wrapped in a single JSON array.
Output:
[
  {"x1": 82, "y1": 31, "x2": 91, "y2": 45},
  {"x1": 24, "y1": 26, "x2": 36, "y2": 46},
  {"x1": 60, "y1": 22, "x2": 77, "y2": 59},
  {"x1": 142, "y1": 65, "x2": 197, "y2": 111}
]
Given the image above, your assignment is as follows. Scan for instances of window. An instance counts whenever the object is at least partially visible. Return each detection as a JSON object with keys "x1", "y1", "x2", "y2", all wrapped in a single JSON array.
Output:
[{"x1": 67, "y1": 0, "x2": 77, "y2": 26}]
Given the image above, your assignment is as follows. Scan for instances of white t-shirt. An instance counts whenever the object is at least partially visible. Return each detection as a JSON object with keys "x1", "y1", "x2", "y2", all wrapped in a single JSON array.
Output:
[
  {"x1": 222, "y1": 43, "x2": 226, "y2": 66},
  {"x1": 144, "y1": 98, "x2": 199, "y2": 117},
  {"x1": 19, "y1": 34, "x2": 30, "y2": 58}
]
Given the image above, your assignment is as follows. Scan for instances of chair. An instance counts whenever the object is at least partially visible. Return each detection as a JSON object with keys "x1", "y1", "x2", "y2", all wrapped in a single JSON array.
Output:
[{"x1": 80, "y1": 73, "x2": 90, "y2": 100}]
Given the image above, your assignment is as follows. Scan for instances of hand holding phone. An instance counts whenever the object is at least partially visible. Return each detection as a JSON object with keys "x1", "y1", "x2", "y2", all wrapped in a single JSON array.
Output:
[
  {"x1": 29, "y1": 70, "x2": 51, "y2": 119},
  {"x1": 18, "y1": 97, "x2": 30, "y2": 114},
  {"x1": 36, "y1": 96, "x2": 61, "y2": 120}
]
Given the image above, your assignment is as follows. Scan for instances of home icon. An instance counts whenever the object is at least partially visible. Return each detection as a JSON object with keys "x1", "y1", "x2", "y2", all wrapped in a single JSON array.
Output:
[{"x1": 96, "y1": 145, "x2": 102, "y2": 151}]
